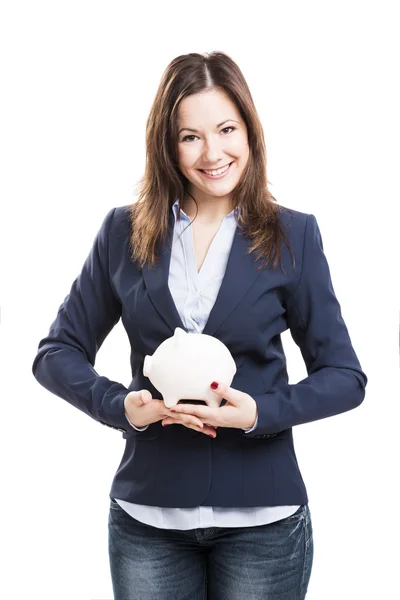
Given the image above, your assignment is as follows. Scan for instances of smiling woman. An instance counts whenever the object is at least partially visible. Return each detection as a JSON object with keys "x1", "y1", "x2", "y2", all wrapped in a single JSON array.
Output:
[
  {"x1": 32, "y1": 49, "x2": 367, "y2": 600},
  {"x1": 175, "y1": 89, "x2": 250, "y2": 218},
  {"x1": 128, "y1": 52, "x2": 296, "y2": 273}
]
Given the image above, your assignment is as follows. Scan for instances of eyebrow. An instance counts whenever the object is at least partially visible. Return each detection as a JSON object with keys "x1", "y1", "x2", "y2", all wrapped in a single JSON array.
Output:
[{"x1": 178, "y1": 119, "x2": 239, "y2": 135}]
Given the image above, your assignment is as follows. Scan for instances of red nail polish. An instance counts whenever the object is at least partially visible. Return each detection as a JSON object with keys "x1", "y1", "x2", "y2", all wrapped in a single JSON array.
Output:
[{"x1": 211, "y1": 382, "x2": 218, "y2": 390}]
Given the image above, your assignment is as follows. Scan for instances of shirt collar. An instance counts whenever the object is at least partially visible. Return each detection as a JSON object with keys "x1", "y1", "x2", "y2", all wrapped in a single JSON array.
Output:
[{"x1": 172, "y1": 199, "x2": 239, "y2": 222}]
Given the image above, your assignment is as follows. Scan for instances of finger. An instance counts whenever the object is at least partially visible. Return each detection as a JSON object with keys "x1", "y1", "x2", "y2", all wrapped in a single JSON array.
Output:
[
  {"x1": 168, "y1": 414, "x2": 204, "y2": 429},
  {"x1": 200, "y1": 425, "x2": 217, "y2": 437},
  {"x1": 126, "y1": 390, "x2": 152, "y2": 407},
  {"x1": 209, "y1": 382, "x2": 244, "y2": 407},
  {"x1": 187, "y1": 423, "x2": 216, "y2": 437},
  {"x1": 140, "y1": 390, "x2": 153, "y2": 404},
  {"x1": 162, "y1": 418, "x2": 216, "y2": 437},
  {"x1": 169, "y1": 404, "x2": 216, "y2": 421},
  {"x1": 162, "y1": 418, "x2": 201, "y2": 430}
]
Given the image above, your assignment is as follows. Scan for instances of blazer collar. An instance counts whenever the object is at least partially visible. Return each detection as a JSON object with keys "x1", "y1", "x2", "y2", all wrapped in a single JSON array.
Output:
[{"x1": 141, "y1": 209, "x2": 261, "y2": 337}]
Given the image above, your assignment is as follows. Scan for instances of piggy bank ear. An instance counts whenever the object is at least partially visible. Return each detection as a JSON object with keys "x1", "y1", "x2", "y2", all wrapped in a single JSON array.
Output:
[
  {"x1": 173, "y1": 328, "x2": 187, "y2": 346},
  {"x1": 143, "y1": 355, "x2": 152, "y2": 377}
]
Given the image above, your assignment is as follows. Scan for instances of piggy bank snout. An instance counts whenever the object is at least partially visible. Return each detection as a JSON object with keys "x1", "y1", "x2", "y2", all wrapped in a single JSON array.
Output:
[{"x1": 143, "y1": 355, "x2": 152, "y2": 377}]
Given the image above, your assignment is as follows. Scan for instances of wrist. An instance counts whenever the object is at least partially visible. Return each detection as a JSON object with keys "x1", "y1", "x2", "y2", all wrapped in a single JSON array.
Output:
[
  {"x1": 245, "y1": 397, "x2": 258, "y2": 429},
  {"x1": 124, "y1": 392, "x2": 137, "y2": 424}
]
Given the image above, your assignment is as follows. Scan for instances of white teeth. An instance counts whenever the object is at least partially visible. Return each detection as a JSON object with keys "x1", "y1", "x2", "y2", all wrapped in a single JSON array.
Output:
[{"x1": 203, "y1": 163, "x2": 231, "y2": 176}]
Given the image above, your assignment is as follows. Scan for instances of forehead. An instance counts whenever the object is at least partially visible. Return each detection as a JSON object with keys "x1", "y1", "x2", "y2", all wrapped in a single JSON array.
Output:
[{"x1": 177, "y1": 89, "x2": 241, "y2": 125}]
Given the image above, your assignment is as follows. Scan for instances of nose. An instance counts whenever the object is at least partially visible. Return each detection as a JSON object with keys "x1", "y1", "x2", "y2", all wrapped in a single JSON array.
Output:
[{"x1": 202, "y1": 137, "x2": 225, "y2": 165}]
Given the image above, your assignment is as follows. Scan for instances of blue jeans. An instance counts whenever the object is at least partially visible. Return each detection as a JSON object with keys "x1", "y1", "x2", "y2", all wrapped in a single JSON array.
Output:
[{"x1": 108, "y1": 499, "x2": 313, "y2": 599}]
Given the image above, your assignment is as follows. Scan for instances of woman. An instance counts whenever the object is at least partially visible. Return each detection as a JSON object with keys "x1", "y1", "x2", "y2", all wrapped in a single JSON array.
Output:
[{"x1": 32, "y1": 51, "x2": 367, "y2": 599}]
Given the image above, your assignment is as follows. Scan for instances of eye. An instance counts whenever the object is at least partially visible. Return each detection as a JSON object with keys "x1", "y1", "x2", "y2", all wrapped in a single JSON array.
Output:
[
  {"x1": 181, "y1": 134, "x2": 197, "y2": 143},
  {"x1": 180, "y1": 126, "x2": 236, "y2": 143}
]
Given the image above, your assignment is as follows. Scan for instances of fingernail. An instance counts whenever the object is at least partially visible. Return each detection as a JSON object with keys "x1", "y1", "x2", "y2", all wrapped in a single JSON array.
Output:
[{"x1": 210, "y1": 382, "x2": 219, "y2": 390}]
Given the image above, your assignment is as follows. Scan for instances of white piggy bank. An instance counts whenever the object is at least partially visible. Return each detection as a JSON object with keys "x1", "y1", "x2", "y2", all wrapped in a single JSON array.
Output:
[{"x1": 143, "y1": 328, "x2": 237, "y2": 408}]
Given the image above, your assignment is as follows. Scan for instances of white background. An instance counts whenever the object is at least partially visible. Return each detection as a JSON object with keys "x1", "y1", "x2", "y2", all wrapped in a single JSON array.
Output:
[{"x1": 1, "y1": 1, "x2": 399, "y2": 599}]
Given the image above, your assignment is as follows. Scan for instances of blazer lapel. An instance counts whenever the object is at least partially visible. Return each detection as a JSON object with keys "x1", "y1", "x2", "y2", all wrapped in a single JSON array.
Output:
[
  {"x1": 141, "y1": 211, "x2": 186, "y2": 334},
  {"x1": 202, "y1": 227, "x2": 261, "y2": 336},
  {"x1": 141, "y1": 210, "x2": 262, "y2": 337}
]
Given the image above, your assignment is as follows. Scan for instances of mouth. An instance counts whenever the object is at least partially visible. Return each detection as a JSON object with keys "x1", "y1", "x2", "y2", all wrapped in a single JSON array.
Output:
[{"x1": 197, "y1": 161, "x2": 234, "y2": 179}]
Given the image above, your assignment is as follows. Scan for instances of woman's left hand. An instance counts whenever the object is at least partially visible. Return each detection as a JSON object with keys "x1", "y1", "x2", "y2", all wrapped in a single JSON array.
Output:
[{"x1": 162, "y1": 382, "x2": 258, "y2": 431}]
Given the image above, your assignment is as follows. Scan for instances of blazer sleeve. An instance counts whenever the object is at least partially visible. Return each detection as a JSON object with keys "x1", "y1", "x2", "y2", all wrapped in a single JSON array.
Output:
[
  {"x1": 32, "y1": 207, "x2": 136, "y2": 433},
  {"x1": 245, "y1": 213, "x2": 367, "y2": 438}
]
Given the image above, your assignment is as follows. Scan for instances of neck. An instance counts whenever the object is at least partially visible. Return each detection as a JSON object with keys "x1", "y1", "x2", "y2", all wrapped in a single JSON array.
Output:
[{"x1": 181, "y1": 193, "x2": 234, "y2": 224}]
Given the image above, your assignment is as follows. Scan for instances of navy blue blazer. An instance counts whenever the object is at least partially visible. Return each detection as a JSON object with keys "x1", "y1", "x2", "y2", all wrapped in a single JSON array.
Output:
[{"x1": 32, "y1": 204, "x2": 367, "y2": 507}]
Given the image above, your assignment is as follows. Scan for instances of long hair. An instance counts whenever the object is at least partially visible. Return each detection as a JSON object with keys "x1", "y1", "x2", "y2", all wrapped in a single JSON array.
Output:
[{"x1": 128, "y1": 51, "x2": 295, "y2": 272}]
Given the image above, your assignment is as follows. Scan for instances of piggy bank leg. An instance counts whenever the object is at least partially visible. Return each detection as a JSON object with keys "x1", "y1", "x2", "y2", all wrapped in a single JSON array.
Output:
[
  {"x1": 205, "y1": 391, "x2": 222, "y2": 408},
  {"x1": 164, "y1": 397, "x2": 180, "y2": 408}
]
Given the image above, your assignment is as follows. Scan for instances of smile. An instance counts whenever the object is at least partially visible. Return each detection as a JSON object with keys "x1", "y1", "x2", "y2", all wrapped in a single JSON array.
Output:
[{"x1": 198, "y1": 162, "x2": 234, "y2": 179}]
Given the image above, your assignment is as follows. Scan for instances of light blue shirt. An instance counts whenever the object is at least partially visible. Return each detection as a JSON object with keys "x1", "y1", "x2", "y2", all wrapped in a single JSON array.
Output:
[{"x1": 116, "y1": 199, "x2": 300, "y2": 529}]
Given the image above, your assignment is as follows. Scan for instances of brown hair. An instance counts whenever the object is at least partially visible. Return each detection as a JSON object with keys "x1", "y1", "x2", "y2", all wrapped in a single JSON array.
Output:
[{"x1": 128, "y1": 51, "x2": 295, "y2": 272}]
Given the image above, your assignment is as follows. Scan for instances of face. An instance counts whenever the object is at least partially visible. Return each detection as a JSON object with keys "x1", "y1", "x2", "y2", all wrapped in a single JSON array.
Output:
[{"x1": 176, "y1": 89, "x2": 249, "y2": 208}]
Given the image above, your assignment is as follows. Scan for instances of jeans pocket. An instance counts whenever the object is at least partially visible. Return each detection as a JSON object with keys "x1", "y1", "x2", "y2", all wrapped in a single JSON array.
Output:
[
  {"x1": 110, "y1": 497, "x2": 123, "y2": 510},
  {"x1": 282, "y1": 504, "x2": 306, "y2": 521}
]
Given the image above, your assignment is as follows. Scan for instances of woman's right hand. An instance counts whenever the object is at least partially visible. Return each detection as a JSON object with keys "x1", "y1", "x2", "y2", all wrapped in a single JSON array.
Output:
[{"x1": 124, "y1": 390, "x2": 217, "y2": 437}]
